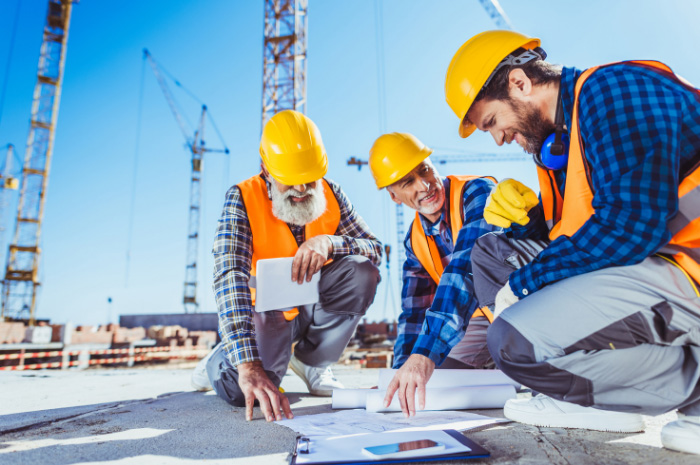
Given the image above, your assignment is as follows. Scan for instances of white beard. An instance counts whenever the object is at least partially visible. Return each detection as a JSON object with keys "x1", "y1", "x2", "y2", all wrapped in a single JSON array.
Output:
[{"x1": 270, "y1": 180, "x2": 327, "y2": 226}]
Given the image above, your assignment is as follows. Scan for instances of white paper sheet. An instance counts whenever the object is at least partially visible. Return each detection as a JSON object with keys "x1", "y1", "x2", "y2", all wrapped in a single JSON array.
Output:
[
  {"x1": 254, "y1": 257, "x2": 320, "y2": 312},
  {"x1": 377, "y1": 368, "x2": 521, "y2": 390},
  {"x1": 293, "y1": 429, "x2": 470, "y2": 465},
  {"x1": 276, "y1": 409, "x2": 508, "y2": 437},
  {"x1": 365, "y1": 384, "x2": 516, "y2": 412},
  {"x1": 331, "y1": 389, "x2": 370, "y2": 409}
]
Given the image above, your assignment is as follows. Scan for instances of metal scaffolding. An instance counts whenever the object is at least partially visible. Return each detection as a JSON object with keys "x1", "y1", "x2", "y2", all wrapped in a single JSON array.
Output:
[
  {"x1": 1, "y1": 0, "x2": 75, "y2": 324},
  {"x1": 261, "y1": 0, "x2": 308, "y2": 126}
]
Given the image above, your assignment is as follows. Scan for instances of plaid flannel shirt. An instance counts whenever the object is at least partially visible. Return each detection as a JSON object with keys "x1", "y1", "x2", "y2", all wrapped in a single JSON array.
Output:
[
  {"x1": 394, "y1": 177, "x2": 499, "y2": 368},
  {"x1": 212, "y1": 174, "x2": 382, "y2": 367},
  {"x1": 508, "y1": 64, "x2": 700, "y2": 298}
]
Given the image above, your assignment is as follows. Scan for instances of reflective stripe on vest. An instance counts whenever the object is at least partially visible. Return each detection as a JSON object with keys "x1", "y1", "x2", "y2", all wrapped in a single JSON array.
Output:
[
  {"x1": 538, "y1": 60, "x2": 700, "y2": 284},
  {"x1": 238, "y1": 174, "x2": 341, "y2": 320},
  {"x1": 410, "y1": 175, "x2": 497, "y2": 322}
]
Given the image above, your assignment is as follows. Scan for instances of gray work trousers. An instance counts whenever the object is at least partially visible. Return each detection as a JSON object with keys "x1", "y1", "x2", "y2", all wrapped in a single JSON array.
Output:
[
  {"x1": 441, "y1": 316, "x2": 494, "y2": 369},
  {"x1": 471, "y1": 232, "x2": 700, "y2": 416},
  {"x1": 207, "y1": 255, "x2": 380, "y2": 407}
]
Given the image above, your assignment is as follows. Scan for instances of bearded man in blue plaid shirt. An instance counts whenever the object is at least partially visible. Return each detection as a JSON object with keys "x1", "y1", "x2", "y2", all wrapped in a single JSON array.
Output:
[
  {"x1": 444, "y1": 30, "x2": 700, "y2": 455},
  {"x1": 368, "y1": 132, "x2": 502, "y2": 417},
  {"x1": 190, "y1": 110, "x2": 382, "y2": 423}
]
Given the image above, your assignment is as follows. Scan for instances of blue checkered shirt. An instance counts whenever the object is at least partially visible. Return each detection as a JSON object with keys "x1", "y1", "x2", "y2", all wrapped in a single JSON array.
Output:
[
  {"x1": 213, "y1": 175, "x2": 382, "y2": 367},
  {"x1": 509, "y1": 64, "x2": 700, "y2": 298},
  {"x1": 394, "y1": 177, "x2": 499, "y2": 368}
]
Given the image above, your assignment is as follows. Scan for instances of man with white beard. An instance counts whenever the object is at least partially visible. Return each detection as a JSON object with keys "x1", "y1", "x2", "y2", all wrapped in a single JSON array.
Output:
[{"x1": 191, "y1": 110, "x2": 382, "y2": 423}]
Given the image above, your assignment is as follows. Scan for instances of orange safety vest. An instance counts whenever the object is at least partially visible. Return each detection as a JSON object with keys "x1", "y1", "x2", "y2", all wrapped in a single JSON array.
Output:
[
  {"x1": 410, "y1": 175, "x2": 497, "y2": 323},
  {"x1": 538, "y1": 60, "x2": 700, "y2": 287},
  {"x1": 237, "y1": 173, "x2": 341, "y2": 320}
]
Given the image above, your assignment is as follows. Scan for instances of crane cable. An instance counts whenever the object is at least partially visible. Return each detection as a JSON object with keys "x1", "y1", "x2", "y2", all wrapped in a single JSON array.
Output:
[
  {"x1": 374, "y1": 0, "x2": 399, "y2": 320},
  {"x1": 0, "y1": 0, "x2": 21, "y2": 129},
  {"x1": 149, "y1": 53, "x2": 230, "y2": 152},
  {"x1": 125, "y1": 57, "x2": 147, "y2": 287}
]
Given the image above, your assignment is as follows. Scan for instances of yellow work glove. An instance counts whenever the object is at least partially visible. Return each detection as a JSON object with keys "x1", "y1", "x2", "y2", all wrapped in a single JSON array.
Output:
[{"x1": 484, "y1": 179, "x2": 539, "y2": 228}]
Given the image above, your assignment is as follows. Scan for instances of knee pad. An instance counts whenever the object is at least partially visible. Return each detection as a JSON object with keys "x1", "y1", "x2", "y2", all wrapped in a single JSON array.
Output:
[{"x1": 487, "y1": 317, "x2": 537, "y2": 370}]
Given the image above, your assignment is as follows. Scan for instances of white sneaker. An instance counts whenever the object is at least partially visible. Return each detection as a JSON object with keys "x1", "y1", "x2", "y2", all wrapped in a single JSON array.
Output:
[
  {"x1": 661, "y1": 413, "x2": 700, "y2": 455},
  {"x1": 190, "y1": 344, "x2": 218, "y2": 392},
  {"x1": 504, "y1": 394, "x2": 645, "y2": 432},
  {"x1": 289, "y1": 355, "x2": 344, "y2": 397}
]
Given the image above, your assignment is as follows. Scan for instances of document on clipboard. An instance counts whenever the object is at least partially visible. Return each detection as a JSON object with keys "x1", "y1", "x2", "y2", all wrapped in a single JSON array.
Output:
[
  {"x1": 291, "y1": 429, "x2": 489, "y2": 464},
  {"x1": 254, "y1": 257, "x2": 321, "y2": 312}
]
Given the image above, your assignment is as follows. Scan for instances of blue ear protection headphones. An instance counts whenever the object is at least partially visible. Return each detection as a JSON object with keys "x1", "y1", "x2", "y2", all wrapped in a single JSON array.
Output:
[{"x1": 535, "y1": 91, "x2": 569, "y2": 170}]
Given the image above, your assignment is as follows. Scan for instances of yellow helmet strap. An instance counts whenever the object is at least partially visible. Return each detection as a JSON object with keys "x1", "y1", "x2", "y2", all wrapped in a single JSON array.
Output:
[{"x1": 484, "y1": 47, "x2": 547, "y2": 88}]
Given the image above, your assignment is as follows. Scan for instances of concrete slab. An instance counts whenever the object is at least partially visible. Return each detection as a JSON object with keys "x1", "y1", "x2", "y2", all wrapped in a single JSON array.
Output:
[{"x1": 0, "y1": 366, "x2": 697, "y2": 464}]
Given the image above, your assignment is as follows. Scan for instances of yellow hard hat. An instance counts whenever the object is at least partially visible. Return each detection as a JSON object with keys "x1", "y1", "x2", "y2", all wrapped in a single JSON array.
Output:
[
  {"x1": 445, "y1": 30, "x2": 541, "y2": 138},
  {"x1": 259, "y1": 110, "x2": 328, "y2": 185},
  {"x1": 369, "y1": 132, "x2": 433, "y2": 189}
]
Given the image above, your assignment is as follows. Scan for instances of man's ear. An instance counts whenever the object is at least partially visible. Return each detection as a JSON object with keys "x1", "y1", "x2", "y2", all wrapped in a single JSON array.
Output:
[
  {"x1": 388, "y1": 187, "x2": 402, "y2": 206},
  {"x1": 508, "y1": 68, "x2": 532, "y2": 99},
  {"x1": 260, "y1": 161, "x2": 271, "y2": 180}
]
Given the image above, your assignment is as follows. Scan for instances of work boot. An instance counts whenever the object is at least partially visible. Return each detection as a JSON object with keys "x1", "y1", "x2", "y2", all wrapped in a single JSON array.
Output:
[
  {"x1": 289, "y1": 355, "x2": 343, "y2": 396},
  {"x1": 504, "y1": 394, "x2": 645, "y2": 433},
  {"x1": 661, "y1": 413, "x2": 700, "y2": 455},
  {"x1": 190, "y1": 344, "x2": 218, "y2": 392}
]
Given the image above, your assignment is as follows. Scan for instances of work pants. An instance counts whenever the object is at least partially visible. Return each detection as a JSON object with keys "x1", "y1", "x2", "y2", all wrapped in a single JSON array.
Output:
[
  {"x1": 440, "y1": 316, "x2": 494, "y2": 369},
  {"x1": 207, "y1": 255, "x2": 380, "y2": 407},
  {"x1": 472, "y1": 232, "x2": 700, "y2": 416}
]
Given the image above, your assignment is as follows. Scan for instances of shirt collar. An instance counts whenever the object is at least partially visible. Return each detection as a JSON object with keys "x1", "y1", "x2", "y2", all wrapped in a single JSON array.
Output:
[{"x1": 560, "y1": 66, "x2": 583, "y2": 133}]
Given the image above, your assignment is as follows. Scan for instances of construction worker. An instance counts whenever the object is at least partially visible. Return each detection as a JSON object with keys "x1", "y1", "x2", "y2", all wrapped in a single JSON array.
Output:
[
  {"x1": 444, "y1": 30, "x2": 700, "y2": 455},
  {"x1": 191, "y1": 110, "x2": 382, "y2": 422},
  {"x1": 368, "y1": 132, "x2": 501, "y2": 417}
]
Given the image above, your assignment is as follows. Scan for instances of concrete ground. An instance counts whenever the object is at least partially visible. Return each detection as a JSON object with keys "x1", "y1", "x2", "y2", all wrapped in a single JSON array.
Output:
[{"x1": 0, "y1": 365, "x2": 697, "y2": 465}]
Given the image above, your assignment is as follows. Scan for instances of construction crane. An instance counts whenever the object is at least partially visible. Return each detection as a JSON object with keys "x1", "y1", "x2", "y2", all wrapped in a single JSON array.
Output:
[
  {"x1": 261, "y1": 0, "x2": 308, "y2": 126},
  {"x1": 0, "y1": 144, "x2": 20, "y2": 225},
  {"x1": 478, "y1": 0, "x2": 513, "y2": 30},
  {"x1": 143, "y1": 49, "x2": 229, "y2": 314},
  {"x1": 1, "y1": 0, "x2": 75, "y2": 324}
]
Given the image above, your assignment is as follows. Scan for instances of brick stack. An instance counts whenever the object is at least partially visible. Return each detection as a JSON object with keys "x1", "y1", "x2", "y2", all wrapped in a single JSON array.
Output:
[{"x1": 0, "y1": 322, "x2": 25, "y2": 344}]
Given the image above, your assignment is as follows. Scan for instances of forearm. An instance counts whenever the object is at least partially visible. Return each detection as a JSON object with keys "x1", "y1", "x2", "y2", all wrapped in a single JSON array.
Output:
[
  {"x1": 327, "y1": 235, "x2": 382, "y2": 266},
  {"x1": 213, "y1": 262, "x2": 261, "y2": 367},
  {"x1": 509, "y1": 205, "x2": 671, "y2": 298}
]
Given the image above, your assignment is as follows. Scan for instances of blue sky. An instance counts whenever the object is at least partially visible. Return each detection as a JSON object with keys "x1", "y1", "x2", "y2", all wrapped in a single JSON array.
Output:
[{"x1": 0, "y1": 0, "x2": 699, "y2": 326}]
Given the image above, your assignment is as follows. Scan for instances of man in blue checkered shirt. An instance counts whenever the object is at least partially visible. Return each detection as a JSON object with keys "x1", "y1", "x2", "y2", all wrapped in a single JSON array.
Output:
[
  {"x1": 367, "y1": 132, "x2": 501, "y2": 417},
  {"x1": 444, "y1": 30, "x2": 700, "y2": 454}
]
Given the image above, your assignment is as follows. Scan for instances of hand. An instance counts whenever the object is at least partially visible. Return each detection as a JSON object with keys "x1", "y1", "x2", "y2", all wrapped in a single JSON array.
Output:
[
  {"x1": 292, "y1": 235, "x2": 333, "y2": 284},
  {"x1": 484, "y1": 179, "x2": 539, "y2": 228},
  {"x1": 494, "y1": 280, "x2": 519, "y2": 319},
  {"x1": 238, "y1": 361, "x2": 293, "y2": 422},
  {"x1": 383, "y1": 354, "x2": 435, "y2": 417}
]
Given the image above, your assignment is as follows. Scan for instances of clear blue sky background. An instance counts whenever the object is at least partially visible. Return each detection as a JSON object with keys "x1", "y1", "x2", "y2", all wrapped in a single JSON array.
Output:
[{"x1": 0, "y1": 0, "x2": 699, "y2": 326}]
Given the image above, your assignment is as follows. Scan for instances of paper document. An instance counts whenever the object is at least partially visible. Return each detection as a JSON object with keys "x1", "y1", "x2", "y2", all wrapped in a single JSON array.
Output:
[
  {"x1": 277, "y1": 409, "x2": 508, "y2": 437},
  {"x1": 254, "y1": 257, "x2": 320, "y2": 312},
  {"x1": 293, "y1": 429, "x2": 470, "y2": 465},
  {"x1": 365, "y1": 385, "x2": 516, "y2": 412},
  {"x1": 377, "y1": 368, "x2": 521, "y2": 390},
  {"x1": 333, "y1": 385, "x2": 515, "y2": 411}
]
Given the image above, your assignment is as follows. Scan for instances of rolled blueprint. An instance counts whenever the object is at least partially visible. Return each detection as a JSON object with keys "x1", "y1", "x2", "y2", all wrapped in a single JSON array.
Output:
[
  {"x1": 332, "y1": 389, "x2": 371, "y2": 409},
  {"x1": 377, "y1": 369, "x2": 521, "y2": 390},
  {"x1": 365, "y1": 384, "x2": 516, "y2": 413}
]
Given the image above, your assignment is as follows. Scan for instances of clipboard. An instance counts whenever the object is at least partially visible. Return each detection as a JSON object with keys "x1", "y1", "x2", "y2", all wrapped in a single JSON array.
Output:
[
  {"x1": 254, "y1": 257, "x2": 320, "y2": 312},
  {"x1": 291, "y1": 429, "x2": 489, "y2": 464}
]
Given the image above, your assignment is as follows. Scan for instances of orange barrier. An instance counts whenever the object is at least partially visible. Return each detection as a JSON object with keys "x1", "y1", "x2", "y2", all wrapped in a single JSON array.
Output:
[{"x1": 0, "y1": 346, "x2": 210, "y2": 371}]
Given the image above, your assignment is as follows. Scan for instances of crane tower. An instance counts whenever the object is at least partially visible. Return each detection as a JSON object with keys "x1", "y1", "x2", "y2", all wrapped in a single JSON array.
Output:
[
  {"x1": 262, "y1": 0, "x2": 308, "y2": 126},
  {"x1": 1, "y1": 0, "x2": 75, "y2": 324}
]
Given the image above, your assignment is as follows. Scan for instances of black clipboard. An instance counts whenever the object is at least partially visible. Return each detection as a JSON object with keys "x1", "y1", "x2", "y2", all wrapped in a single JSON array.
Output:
[{"x1": 291, "y1": 429, "x2": 489, "y2": 465}]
